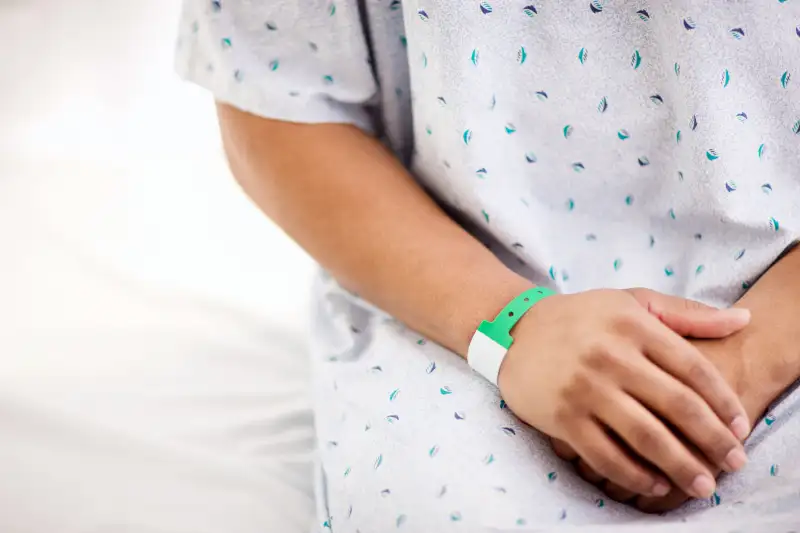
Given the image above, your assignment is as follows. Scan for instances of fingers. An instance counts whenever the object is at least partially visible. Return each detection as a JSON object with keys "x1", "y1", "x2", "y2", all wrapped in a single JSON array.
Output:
[
  {"x1": 567, "y1": 421, "x2": 671, "y2": 498},
  {"x1": 601, "y1": 478, "x2": 638, "y2": 503},
  {"x1": 550, "y1": 438, "x2": 579, "y2": 462},
  {"x1": 639, "y1": 314, "x2": 751, "y2": 441},
  {"x1": 635, "y1": 490, "x2": 691, "y2": 513},
  {"x1": 644, "y1": 292, "x2": 750, "y2": 339},
  {"x1": 594, "y1": 388, "x2": 718, "y2": 499},
  {"x1": 615, "y1": 355, "x2": 748, "y2": 474}
]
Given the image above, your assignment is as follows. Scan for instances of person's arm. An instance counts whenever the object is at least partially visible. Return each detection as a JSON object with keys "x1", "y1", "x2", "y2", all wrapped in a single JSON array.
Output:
[
  {"x1": 218, "y1": 103, "x2": 752, "y2": 500},
  {"x1": 218, "y1": 103, "x2": 530, "y2": 357}
]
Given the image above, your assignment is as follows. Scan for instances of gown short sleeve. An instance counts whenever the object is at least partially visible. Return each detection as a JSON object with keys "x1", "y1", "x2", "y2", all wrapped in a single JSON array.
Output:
[{"x1": 175, "y1": 0, "x2": 380, "y2": 132}]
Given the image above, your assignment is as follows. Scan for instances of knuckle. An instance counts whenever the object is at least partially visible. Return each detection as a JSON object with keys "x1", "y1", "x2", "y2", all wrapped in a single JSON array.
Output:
[
  {"x1": 611, "y1": 312, "x2": 642, "y2": 337},
  {"x1": 630, "y1": 425, "x2": 662, "y2": 454},
  {"x1": 583, "y1": 344, "x2": 618, "y2": 371},
  {"x1": 686, "y1": 360, "x2": 714, "y2": 386}
]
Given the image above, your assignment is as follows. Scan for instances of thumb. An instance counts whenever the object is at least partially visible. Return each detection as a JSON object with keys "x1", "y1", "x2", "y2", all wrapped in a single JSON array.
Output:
[{"x1": 642, "y1": 292, "x2": 751, "y2": 339}]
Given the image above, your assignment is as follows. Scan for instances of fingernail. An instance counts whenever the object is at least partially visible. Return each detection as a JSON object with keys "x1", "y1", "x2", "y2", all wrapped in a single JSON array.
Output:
[
  {"x1": 724, "y1": 308, "x2": 751, "y2": 322},
  {"x1": 722, "y1": 447, "x2": 748, "y2": 472},
  {"x1": 651, "y1": 481, "x2": 671, "y2": 497},
  {"x1": 690, "y1": 475, "x2": 716, "y2": 499},
  {"x1": 731, "y1": 416, "x2": 751, "y2": 441}
]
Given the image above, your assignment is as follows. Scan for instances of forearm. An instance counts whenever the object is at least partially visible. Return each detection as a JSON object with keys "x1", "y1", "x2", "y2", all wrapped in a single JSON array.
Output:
[
  {"x1": 727, "y1": 246, "x2": 800, "y2": 419},
  {"x1": 217, "y1": 103, "x2": 530, "y2": 356}
]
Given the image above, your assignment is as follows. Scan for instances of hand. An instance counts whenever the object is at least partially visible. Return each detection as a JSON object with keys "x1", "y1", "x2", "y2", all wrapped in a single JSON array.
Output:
[
  {"x1": 498, "y1": 288, "x2": 752, "y2": 500},
  {"x1": 552, "y1": 328, "x2": 769, "y2": 512}
]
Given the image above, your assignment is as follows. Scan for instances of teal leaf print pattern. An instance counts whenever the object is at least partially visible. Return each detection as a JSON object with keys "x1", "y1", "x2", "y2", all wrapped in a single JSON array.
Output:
[
  {"x1": 440, "y1": 386, "x2": 452, "y2": 395},
  {"x1": 211, "y1": 1, "x2": 221, "y2": 13},
  {"x1": 696, "y1": 265, "x2": 705, "y2": 275},
  {"x1": 221, "y1": 37, "x2": 232, "y2": 48},
  {"x1": 597, "y1": 97, "x2": 608, "y2": 113},
  {"x1": 268, "y1": 59, "x2": 280, "y2": 71},
  {"x1": 678, "y1": 171, "x2": 684, "y2": 181},
  {"x1": 548, "y1": 266, "x2": 557, "y2": 280},
  {"x1": 638, "y1": 156, "x2": 650, "y2": 166},
  {"x1": 637, "y1": 9, "x2": 650, "y2": 22},
  {"x1": 425, "y1": 125, "x2": 432, "y2": 135},
  {"x1": 399, "y1": 35, "x2": 407, "y2": 48},
  {"x1": 758, "y1": 143, "x2": 766, "y2": 159},
  {"x1": 669, "y1": 208, "x2": 677, "y2": 220},
  {"x1": 586, "y1": 233, "x2": 597, "y2": 241},
  {"x1": 762, "y1": 183, "x2": 773, "y2": 194},
  {"x1": 322, "y1": 75, "x2": 334, "y2": 85},
  {"x1": 480, "y1": 2, "x2": 493, "y2": 15},
  {"x1": 389, "y1": 388, "x2": 400, "y2": 401},
  {"x1": 730, "y1": 27, "x2": 745, "y2": 39},
  {"x1": 683, "y1": 17, "x2": 697, "y2": 30},
  {"x1": 613, "y1": 258, "x2": 623, "y2": 271},
  {"x1": 725, "y1": 180, "x2": 737, "y2": 192},
  {"x1": 710, "y1": 492, "x2": 721, "y2": 506},
  {"x1": 523, "y1": 5, "x2": 538, "y2": 16},
  {"x1": 566, "y1": 198, "x2": 575, "y2": 211},
  {"x1": 374, "y1": 454, "x2": 383, "y2": 469},
  {"x1": 429, "y1": 444, "x2": 440, "y2": 457},
  {"x1": 765, "y1": 414, "x2": 776, "y2": 426},
  {"x1": 793, "y1": 119, "x2": 800, "y2": 135},
  {"x1": 450, "y1": 511, "x2": 463, "y2": 522},
  {"x1": 595, "y1": 498, "x2": 605, "y2": 508},
  {"x1": 770, "y1": 217, "x2": 780, "y2": 231},
  {"x1": 490, "y1": 93, "x2": 497, "y2": 109},
  {"x1": 328, "y1": 2, "x2": 336, "y2": 16},
  {"x1": 322, "y1": 518, "x2": 331, "y2": 529},
  {"x1": 426, "y1": 361, "x2": 436, "y2": 374},
  {"x1": 664, "y1": 266, "x2": 675, "y2": 277},
  {"x1": 690, "y1": 114, "x2": 698, "y2": 131},
  {"x1": 381, "y1": 489, "x2": 391, "y2": 496},
  {"x1": 483, "y1": 453, "x2": 495, "y2": 465},
  {"x1": 650, "y1": 94, "x2": 664, "y2": 106},
  {"x1": 396, "y1": 514, "x2": 407, "y2": 527},
  {"x1": 781, "y1": 71, "x2": 791, "y2": 88},
  {"x1": 517, "y1": 46, "x2": 528, "y2": 64},
  {"x1": 499, "y1": 399, "x2": 507, "y2": 409},
  {"x1": 422, "y1": 53, "x2": 428, "y2": 68},
  {"x1": 676, "y1": 130, "x2": 682, "y2": 144},
  {"x1": 463, "y1": 129, "x2": 473, "y2": 144},
  {"x1": 344, "y1": 466, "x2": 351, "y2": 477},
  {"x1": 771, "y1": 464, "x2": 780, "y2": 476},
  {"x1": 572, "y1": 162, "x2": 585, "y2": 172},
  {"x1": 386, "y1": 414, "x2": 399, "y2": 423},
  {"x1": 625, "y1": 194, "x2": 634, "y2": 205},
  {"x1": 649, "y1": 235, "x2": 656, "y2": 247},
  {"x1": 536, "y1": 91, "x2": 548, "y2": 101},
  {"x1": 706, "y1": 149, "x2": 720, "y2": 161},
  {"x1": 590, "y1": 1, "x2": 604, "y2": 14},
  {"x1": 736, "y1": 112, "x2": 748, "y2": 122},
  {"x1": 505, "y1": 123, "x2": 517, "y2": 134},
  {"x1": 389, "y1": 0, "x2": 401, "y2": 10},
  {"x1": 525, "y1": 152, "x2": 538, "y2": 163},
  {"x1": 475, "y1": 168, "x2": 488, "y2": 178},
  {"x1": 735, "y1": 249, "x2": 746, "y2": 260},
  {"x1": 618, "y1": 129, "x2": 630, "y2": 140},
  {"x1": 437, "y1": 96, "x2": 447, "y2": 106},
  {"x1": 578, "y1": 47, "x2": 588, "y2": 64},
  {"x1": 265, "y1": 21, "x2": 277, "y2": 31},
  {"x1": 563, "y1": 125, "x2": 574, "y2": 138},
  {"x1": 371, "y1": 365, "x2": 383, "y2": 373},
  {"x1": 548, "y1": 471, "x2": 558, "y2": 481},
  {"x1": 631, "y1": 49, "x2": 642, "y2": 69},
  {"x1": 417, "y1": 9, "x2": 429, "y2": 21},
  {"x1": 482, "y1": 210, "x2": 490, "y2": 223},
  {"x1": 501, "y1": 427, "x2": 516, "y2": 436},
  {"x1": 471, "y1": 48, "x2": 480, "y2": 66},
  {"x1": 233, "y1": 69, "x2": 244, "y2": 82},
  {"x1": 721, "y1": 69, "x2": 731, "y2": 88},
  {"x1": 674, "y1": 62, "x2": 681, "y2": 77}
]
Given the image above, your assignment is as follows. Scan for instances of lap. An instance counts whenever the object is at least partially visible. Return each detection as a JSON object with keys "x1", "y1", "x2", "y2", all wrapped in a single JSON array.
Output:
[{"x1": 311, "y1": 278, "x2": 800, "y2": 532}]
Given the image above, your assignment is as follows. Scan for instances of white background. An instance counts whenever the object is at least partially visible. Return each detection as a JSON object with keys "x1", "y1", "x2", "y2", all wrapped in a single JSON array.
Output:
[{"x1": 0, "y1": 0, "x2": 318, "y2": 531}]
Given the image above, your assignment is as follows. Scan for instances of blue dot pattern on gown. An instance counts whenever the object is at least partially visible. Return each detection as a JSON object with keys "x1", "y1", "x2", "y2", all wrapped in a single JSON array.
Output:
[{"x1": 176, "y1": 0, "x2": 800, "y2": 530}]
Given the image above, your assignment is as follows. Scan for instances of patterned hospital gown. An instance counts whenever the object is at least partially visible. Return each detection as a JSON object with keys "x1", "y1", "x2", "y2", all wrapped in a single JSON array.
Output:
[{"x1": 176, "y1": 1, "x2": 800, "y2": 531}]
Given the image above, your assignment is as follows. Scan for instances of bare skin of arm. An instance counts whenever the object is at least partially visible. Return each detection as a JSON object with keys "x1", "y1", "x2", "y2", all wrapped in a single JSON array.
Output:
[
  {"x1": 217, "y1": 103, "x2": 531, "y2": 358},
  {"x1": 217, "y1": 103, "x2": 752, "y2": 499}
]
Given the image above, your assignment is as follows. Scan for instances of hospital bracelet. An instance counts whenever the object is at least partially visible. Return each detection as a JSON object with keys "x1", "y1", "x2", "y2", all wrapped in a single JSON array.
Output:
[{"x1": 467, "y1": 286, "x2": 557, "y2": 387}]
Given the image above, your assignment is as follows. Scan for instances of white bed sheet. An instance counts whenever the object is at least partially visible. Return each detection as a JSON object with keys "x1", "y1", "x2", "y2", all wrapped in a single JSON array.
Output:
[{"x1": 0, "y1": 1, "x2": 317, "y2": 531}]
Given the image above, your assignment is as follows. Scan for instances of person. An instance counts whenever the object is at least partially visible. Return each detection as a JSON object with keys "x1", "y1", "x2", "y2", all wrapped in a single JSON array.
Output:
[{"x1": 176, "y1": 1, "x2": 800, "y2": 530}]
